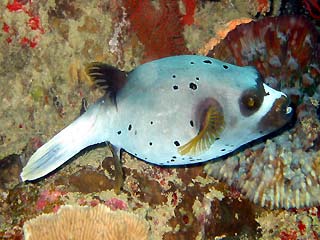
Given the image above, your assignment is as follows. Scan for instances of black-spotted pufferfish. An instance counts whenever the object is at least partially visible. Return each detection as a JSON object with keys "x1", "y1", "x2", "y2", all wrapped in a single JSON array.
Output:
[{"x1": 21, "y1": 55, "x2": 292, "y2": 181}]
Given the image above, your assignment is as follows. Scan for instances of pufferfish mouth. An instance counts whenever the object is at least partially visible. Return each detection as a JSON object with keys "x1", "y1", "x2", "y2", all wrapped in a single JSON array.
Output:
[{"x1": 258, "y1": 95, "x2": 293, "y2": 132}]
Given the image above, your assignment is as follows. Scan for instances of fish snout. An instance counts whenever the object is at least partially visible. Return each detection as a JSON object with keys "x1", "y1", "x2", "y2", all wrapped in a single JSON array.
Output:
[{"x1": 258, "y1": 94, "x2": 293, "y2": 132}]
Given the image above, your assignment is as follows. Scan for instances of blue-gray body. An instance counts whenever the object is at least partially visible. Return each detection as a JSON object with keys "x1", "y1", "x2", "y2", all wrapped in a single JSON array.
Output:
[{"x1": 21, "y1": 55, "x2": 292, "y2": 181}]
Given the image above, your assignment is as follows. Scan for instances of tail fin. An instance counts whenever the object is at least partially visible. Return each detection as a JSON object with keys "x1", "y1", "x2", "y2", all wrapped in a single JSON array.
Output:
[{"x1": 21, "y1": 100, "x2": 108, "y2": 181}]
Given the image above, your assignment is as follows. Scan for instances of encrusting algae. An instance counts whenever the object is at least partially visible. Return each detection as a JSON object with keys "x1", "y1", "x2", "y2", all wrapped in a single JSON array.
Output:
[{"x1": 23, "y1": 204, "x2": 149, "y2": 240}]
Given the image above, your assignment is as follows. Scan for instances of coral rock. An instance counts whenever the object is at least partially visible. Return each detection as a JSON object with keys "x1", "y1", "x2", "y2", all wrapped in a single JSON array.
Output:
[{"x1": 205, "y1": 136, "x2": 320, "y2": 209}]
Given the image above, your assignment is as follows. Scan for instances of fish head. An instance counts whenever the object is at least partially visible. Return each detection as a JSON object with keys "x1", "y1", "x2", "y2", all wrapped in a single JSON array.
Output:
[
  {"x1": 231, "y1": 66, "x2": 293, "y2": 141},
  {"x1": 176, "y1": 58, "x2": 293, "y2": 158}
]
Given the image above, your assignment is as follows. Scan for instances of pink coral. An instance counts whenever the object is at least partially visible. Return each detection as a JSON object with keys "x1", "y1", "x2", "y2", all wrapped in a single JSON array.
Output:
[
  {"x1": 105, "y1": 197, "x2": 128, "y2": 210},
  {"x1": 36, "y1": 189, "x2": 64, "y2": 212}
]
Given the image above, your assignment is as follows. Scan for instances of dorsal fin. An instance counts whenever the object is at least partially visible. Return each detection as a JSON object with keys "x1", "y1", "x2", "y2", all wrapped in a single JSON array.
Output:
[
  {"x1": 178, "y1": 98, "x2": 225, "y2": 156},
  {"x1": 86, "y1": 62, "x2": 127, "y2": 102}
]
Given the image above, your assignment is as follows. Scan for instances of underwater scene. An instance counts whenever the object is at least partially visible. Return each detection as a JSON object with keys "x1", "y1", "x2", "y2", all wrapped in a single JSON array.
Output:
[{"x1": 0, "y1": 0, "x2": 320, "y2": 239}]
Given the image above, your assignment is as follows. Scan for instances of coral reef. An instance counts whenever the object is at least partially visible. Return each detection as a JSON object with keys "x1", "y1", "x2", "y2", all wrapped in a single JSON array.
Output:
[
  {"x1": 23, "y1": 204, "x2": 149, "y2": 240},
  {"x1": 205, "y1": 15, "x2": 320, "y2": 209},
  {"x1": 0, "y1": 0, "x2": 320, "y2": 239},
  {"x1": 208, "y1": 16, "x2": 319, "y2": 98}
]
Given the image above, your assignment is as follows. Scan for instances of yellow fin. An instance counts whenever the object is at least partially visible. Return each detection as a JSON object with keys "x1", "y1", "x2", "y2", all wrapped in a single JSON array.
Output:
[{"x1": 178, "y1": 99, "x2": 225, "y2": 156}]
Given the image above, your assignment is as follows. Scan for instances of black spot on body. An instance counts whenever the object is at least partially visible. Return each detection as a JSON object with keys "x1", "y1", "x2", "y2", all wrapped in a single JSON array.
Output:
[
  {"x1": 190, "y1": 62, "x2": 195, "y2": 64},
  {"x1": 196, "y1": 77, "x2": 199, "y2": 81},
  {"x1": 173, "y1": 85, "x2": 178, "y2": 90},
  {"x1": 149, "y1": 142, "x2": 153, "y2": 146},
  {"x1": 203, "y1": 60, "x2": 212, "y2": 64},
  {"x1": 221, "y1": 149, "x2": 226, "y2": 151},
  {"x1": 190, "y1": 120, "x2": 194, "y2": 127},
  {"x1": 189, "y1": 82, "x2": 197, "y2": 90},
  {"x1": 128, "y1": 124, "x2": 132, "y2": 131},
  {"x1": 172, "y1": 75, "x2": 176, "y2": 78},
  {"x1": 172, "y1": 156, "x2": 177, "y2": 159},
  {"x1": 223, "y1": 65, "x2": 229, "y2": 69},
  {"x1": 174, "y1": 141, "x2": 180, "y2": 146},
  {"x1": 150, "y1": 121, "x2": 153, "y2": 125},
  {"x1": 117, "y1": 131, "x2": 121, "y2": 135},
  {"x1": 170, "y1": 159, "x2": 175, "y2": 162}
]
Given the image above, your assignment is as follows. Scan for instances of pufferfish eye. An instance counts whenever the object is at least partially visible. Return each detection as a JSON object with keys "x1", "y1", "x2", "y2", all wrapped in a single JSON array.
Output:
[{"x1": 239, "y1": 80, "x2": 266, "y2": 116}]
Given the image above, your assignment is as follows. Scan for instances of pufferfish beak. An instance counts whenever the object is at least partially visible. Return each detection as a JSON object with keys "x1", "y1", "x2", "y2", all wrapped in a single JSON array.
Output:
[{"x1": 258, "y1": 86, "x2": 293, "y2": 132}]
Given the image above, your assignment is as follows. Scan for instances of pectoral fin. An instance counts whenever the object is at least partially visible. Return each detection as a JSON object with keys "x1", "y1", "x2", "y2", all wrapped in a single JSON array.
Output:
[{"x1": 178, "y1": 98, "x2": 225, "y2": 156}]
